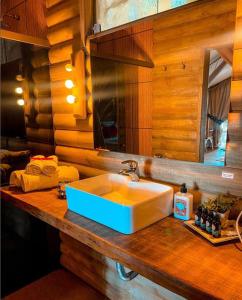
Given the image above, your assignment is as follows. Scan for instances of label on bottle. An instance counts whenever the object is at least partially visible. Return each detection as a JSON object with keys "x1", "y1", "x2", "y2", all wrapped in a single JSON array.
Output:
[{"x1": 175, "y1": 199, "x2": 187, "y2": 216}]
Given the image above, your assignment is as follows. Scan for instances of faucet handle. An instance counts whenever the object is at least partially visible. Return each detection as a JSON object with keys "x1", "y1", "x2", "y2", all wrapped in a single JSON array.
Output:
[{"x1": 121, "y1": 160, "x2": 138, "y2": 171}]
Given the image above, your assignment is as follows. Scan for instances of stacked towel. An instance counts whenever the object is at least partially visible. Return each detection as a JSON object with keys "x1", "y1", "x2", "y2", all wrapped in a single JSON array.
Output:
[
  {"x1": 26, "y1": 155, "x2": 58, "y2": 176},
  {"x1": 42, "y1": 156, "x2": 58, "y2": 176},
  {"x1": 10, "y1": 170, "x2": 25, "y2": 187},
  {"x1": 57, "y1": 166, "x2": 79, "y2": 182},
  {"x1": 10, "y1": 165, "x2": 80, "y2": 192},
  {"x1": 25, "y1": 155, "x2": 44, "y2": 175},
  {"x1": 20, "y1": 173, "x2": 59, "y2": 192}
]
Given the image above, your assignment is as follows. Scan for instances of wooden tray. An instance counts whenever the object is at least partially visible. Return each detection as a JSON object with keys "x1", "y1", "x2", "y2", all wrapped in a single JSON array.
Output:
[{"x1": 184, "y1": 220, "x2": 239, "y2": 245}]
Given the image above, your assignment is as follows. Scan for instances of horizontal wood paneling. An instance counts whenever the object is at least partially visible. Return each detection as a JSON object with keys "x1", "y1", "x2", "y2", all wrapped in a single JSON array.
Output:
[
  {"x1": 53, "y1": 114, "x2": 93, "y2": 131},
  {"x1": 48, "y1": 40, "x2": 73, "y2": 64},
  {"x1": 47, "y1": 17, "x2": 80, "y2": 46},
  {"x1": 55, "y1": 146, "x2": 242, "y2": 196},
  {"x1": 153, "y1": 0, "x2": 236, "y2": 162},
  {"x1": 26, "y1": 128, "x2": 54, "y2": 143},
  {"x1": 55, "y1": 130, "x2": 94, "y2": 149},
  {"x1": 46, "y1": 0, "x2": 79, "y2": 27}
]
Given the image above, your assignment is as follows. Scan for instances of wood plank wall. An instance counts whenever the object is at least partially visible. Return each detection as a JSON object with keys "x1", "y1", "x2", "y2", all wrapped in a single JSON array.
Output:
[
  {"x1": 152, "y1": 0, "x2": 237, "y2": 162},
  {"x1": 59, "y1": 232, "x2": 185, "y2": 300},
  {"x1": 226, "y1": 0, "x2": 242, "y2": 168},
  {"x1": 91, "y1": 22, "x2": 153, "y2": 156},
  {"x1": 25, "y1": 46, "x2": 54, "y2": 155},
  {"x1": 45, "y1": 0, "x2": 242, "y2": 198},
  {"x1": 45, "y1": 0, "x2": 94, "y2": 151}
]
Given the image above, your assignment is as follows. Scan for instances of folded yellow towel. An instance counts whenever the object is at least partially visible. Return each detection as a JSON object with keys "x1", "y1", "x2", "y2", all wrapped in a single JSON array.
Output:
[
  {"x1": 25, "y1": 155, "x2": 45, "y2": 175},
  {"x1": 26, "y1": 155, "x2": 58, "y2": 176},
  {"x1": 20, "y1": 173, "x2": 59, "y2": 192},
  {"x1": 9, "y1": 170, "x2": 25, "y2": 187},
  {"x1": 19, "y1": 165, "x2": 79, "y2": 192},
  {"x1": 42, "y1": 156, "x2": 58, "y2": 176},
  {"x1": 57, "y1": 166, "x2": 79, "y2": 182},
  {"x1": 49, "y1": 155, "x2": 58, "y2": 164}
]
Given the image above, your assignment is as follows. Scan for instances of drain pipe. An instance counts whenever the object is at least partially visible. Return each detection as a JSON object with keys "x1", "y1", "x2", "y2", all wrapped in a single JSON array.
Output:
[{"x1": 116, "y1": 262, "x2": 138, "y2": 281}]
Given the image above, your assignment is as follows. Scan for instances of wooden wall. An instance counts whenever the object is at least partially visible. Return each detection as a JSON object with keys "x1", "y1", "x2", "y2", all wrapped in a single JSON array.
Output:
[
  {"x1": 25, "y1": 46, "x2": 54, "y2": 155},
  {"x1": 91, "y1": 22, "x2": 153, "y2": 156},
  {"x1": 1, "y1": 0, "x2": 47, "y2": 39},
  {"x1": 152, "y1": 0, "x2": 236, "y2": 162},
  {"x1": 226, "y1": 0, "x2": 242, "y2": 168},
  {"x1": 45, "y1": 0, "x2": 242, "y2": 198},
  {"x1": 45, "y1": 0, "x2": 94, "y2": 152}
]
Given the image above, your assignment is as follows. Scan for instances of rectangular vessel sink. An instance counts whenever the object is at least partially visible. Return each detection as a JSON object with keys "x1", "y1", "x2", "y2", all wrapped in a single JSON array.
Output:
[{"x1": 65, "y1": 173, "x2": 173, "y2": 234}]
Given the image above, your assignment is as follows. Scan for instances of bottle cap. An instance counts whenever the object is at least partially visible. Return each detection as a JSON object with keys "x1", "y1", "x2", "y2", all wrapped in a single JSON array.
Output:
[{"x1": 180, "y1": 183, "x2": 187, "y2": 193}]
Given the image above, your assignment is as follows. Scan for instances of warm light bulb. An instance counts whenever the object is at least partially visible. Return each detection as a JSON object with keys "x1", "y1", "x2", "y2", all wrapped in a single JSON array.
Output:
[
  {"x1": 66, "y1": 95, "x2": 76, "y2": 104},
  {"x1": 65, "y1": 79, "x2": 74, "y2": 89},
  {"x1": 15, "y1": 87, "x2": 23, "y2": 94},
  {"x1": 17, "y1": 99, "x2": 25, "y2": 106},
  {"x1": 65, "y1": 63, "x2": 73, "y2": 72},
  {"x1": 16, "y1": 74, "x2": 24, "y2": 81}
]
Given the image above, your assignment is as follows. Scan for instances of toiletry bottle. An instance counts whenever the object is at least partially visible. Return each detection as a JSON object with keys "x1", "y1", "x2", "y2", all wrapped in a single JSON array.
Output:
[
  {"x1": 212, "y1": 214, "x2": 221, "y2": 238},
  {"x1": 200, "y1": 208, "x2": 208, "y2": 230},
  {"x1": 206, "y1": 211, "x2": 214, "y2": 234},
  {"x1": 174, "y1": 183, "x2": 193, "y2": 220},
  {"x1": 195, "y1": 205, "x2": 203, "y2": 227}
]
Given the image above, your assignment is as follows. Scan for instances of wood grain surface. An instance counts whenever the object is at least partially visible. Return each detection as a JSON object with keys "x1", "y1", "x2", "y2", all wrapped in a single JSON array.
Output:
[{"x1": 1, "y1": 186, "x2": 242, "y2": 300}]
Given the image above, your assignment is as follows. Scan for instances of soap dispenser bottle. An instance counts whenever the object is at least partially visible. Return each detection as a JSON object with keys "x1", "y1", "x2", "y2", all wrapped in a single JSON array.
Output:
[{"x1": 174, "y1": 183, "x2": 193, "y2": 220}]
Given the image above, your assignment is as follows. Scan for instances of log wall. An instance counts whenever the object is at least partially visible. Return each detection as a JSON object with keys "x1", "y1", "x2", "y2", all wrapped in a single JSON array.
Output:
[
  {"x1": 25, "y1": 46, "x2": 54, "y2": 155},
  {"x1": 46, "y1": 0, "x2": 94, "y2": 151},
  {"x1": 152, "y1": 0, "x2": 236, "y2": 162}
]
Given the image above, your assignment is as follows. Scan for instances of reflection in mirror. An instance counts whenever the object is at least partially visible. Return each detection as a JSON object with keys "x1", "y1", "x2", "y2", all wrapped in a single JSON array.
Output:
[
  {"x1": 1, "y1": 39, "x2": 50, "y2": 151},
  {"x1": 203, "y1": 49, "x2": 232, "y2": 167},
  {"x1": 91, "y1": 0, "x2": 235, "y2": 167},
  {"x1": 96, "y1": 0, "x2": 199, "y2": 31}
]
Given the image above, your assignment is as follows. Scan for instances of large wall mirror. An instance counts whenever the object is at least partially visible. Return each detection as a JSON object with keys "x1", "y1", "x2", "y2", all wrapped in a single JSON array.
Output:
[{"x1": 90, "y1": 0, "x2": 235, "y2": 167}]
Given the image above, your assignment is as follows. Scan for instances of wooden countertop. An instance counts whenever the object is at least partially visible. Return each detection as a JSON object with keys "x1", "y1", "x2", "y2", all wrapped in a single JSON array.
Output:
[{"x1": 1, "y1": 186, "x2": 242, "y2": 300}]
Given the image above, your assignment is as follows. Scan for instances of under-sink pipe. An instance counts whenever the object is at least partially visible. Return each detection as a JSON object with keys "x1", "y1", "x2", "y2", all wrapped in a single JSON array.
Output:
[{"x1": 115, "y1": 262, "x2": 139, "y2": 281}]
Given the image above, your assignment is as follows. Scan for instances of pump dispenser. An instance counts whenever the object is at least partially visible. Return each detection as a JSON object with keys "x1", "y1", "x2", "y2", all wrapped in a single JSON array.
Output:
[{"x1": 174, "y1": 183, "x2": 193, "y2": 220}]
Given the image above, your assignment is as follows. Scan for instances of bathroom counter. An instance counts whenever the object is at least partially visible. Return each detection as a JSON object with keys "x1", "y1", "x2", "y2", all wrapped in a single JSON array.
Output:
[{"x1": 1, "y1": 186, "x2": 242, "y2": 300}]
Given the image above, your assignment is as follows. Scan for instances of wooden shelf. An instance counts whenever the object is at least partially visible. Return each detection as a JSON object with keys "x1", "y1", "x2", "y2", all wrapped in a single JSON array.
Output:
[{"x1": 91, "y1": 52, "x2": 154, "y2": 68}]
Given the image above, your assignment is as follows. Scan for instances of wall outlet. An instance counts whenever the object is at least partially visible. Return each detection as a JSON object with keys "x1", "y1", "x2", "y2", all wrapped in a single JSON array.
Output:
[{"x1": 222, "y1": 172, "x2": 234, "y2": 179}]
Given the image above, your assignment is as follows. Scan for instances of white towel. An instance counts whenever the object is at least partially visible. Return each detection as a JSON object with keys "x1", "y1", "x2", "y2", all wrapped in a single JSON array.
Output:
[
  {"x1": 57, "y1": 166, "x2": 79, "y2": 182},
  {"x1": 20, "y1": 173, "x2": 59, "y2": 192},
  {"x1": 42, "y1": 157, "x2": 58, "y2": 176},
  {"x1": 26, "y1": 155, "x2": 58, "y2": 176},
  {"x1": 25, "y1": 155, "x2": 45, "y2": 175},
  {"x1": 10, "y1": 170, "x2": 25, "y2": 187},
  {"x1": 19, "y1": 165, "x2": 79, "y2": 192}
]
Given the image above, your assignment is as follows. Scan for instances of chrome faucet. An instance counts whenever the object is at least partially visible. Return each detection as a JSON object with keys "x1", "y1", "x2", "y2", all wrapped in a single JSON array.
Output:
[{"x1": 119, "y1": 160, "x2": 139, "y2": 182}]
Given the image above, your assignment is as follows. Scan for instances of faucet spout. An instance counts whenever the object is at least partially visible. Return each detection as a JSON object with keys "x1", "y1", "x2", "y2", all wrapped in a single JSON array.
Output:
[{"x1": 119, "y1": 160, "x2": 139, "y2": 182}]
